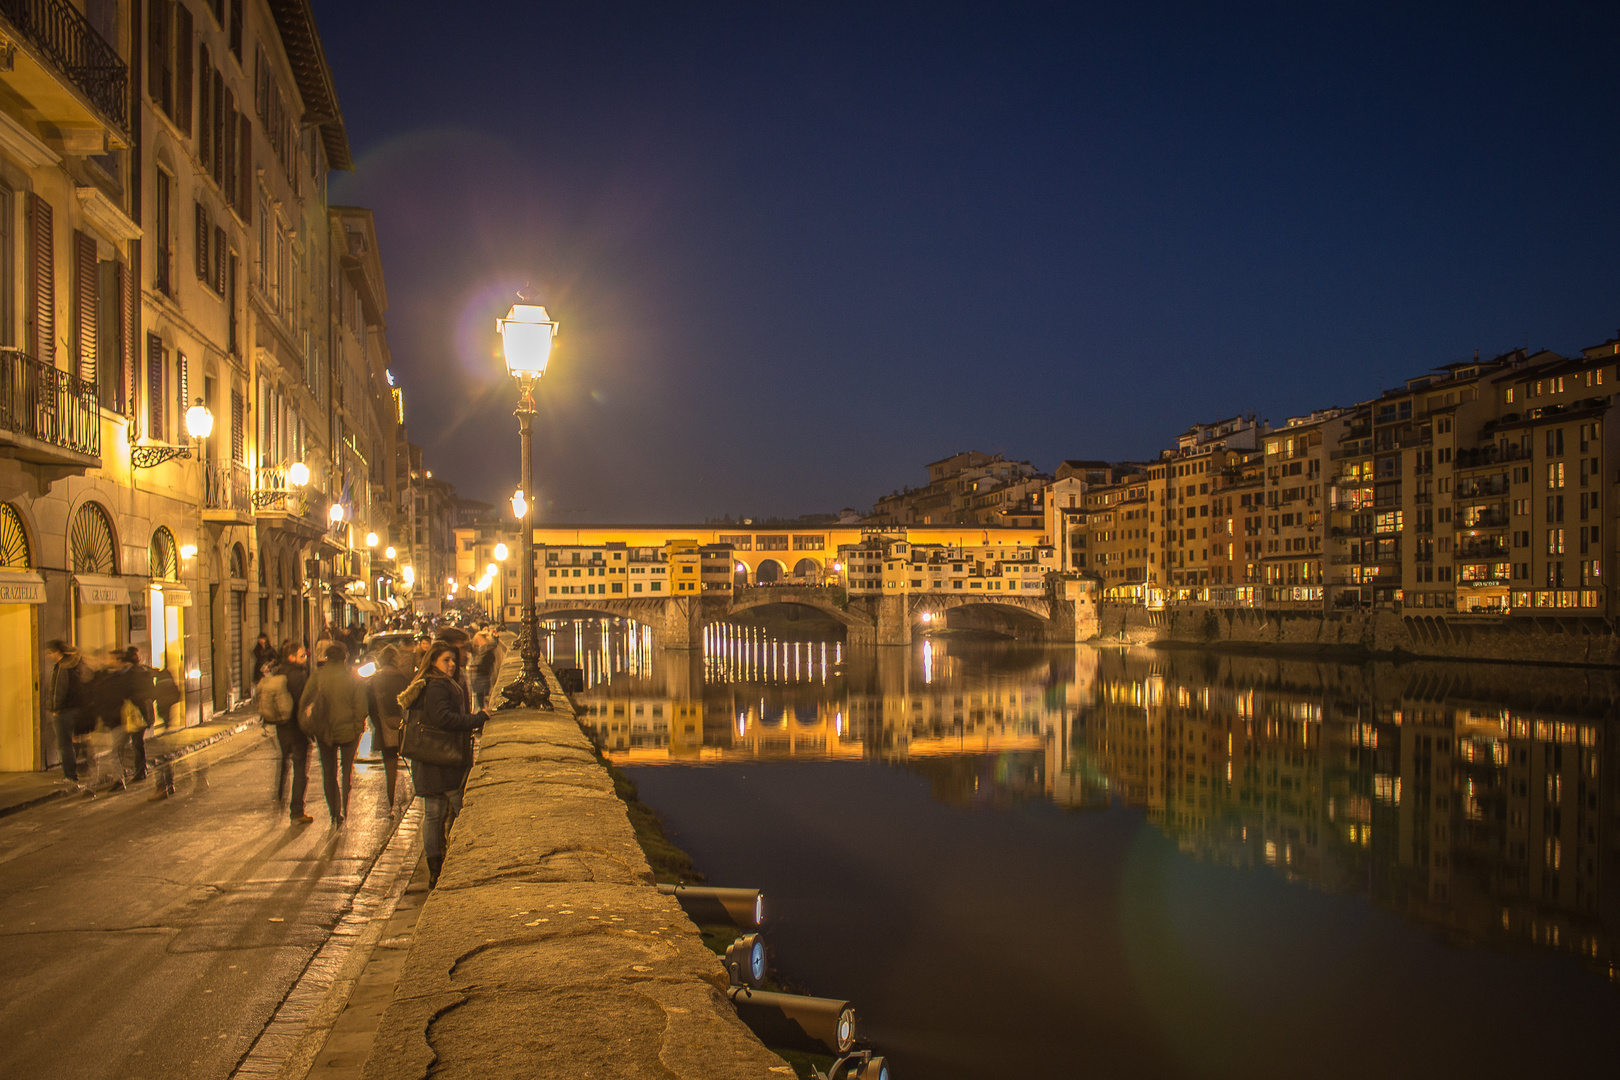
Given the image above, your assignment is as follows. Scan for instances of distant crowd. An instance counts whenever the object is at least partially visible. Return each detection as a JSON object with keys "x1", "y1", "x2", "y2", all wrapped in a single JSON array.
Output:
[{"x1": 46, "y1": 615, "x2": 512, "y2": 890}]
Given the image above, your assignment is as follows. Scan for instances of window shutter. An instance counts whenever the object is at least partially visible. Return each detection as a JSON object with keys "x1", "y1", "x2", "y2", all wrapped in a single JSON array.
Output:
[
  {"x1": 176, "y1": 352, "x2": 188, "y2": 430},
  {"x1": 175, "y1": 4, "x2": 193, "y2": 135},
  {"x1": 222, "y1": 91, "x2": 235, "y2": 210},
  {"x1": 195, "y1": 202, "x2": 208, "y2": 278},
  {"x1": 26, "y1": 193, "x2": 53, "y2": 364},
  {"x1": 122, "y1": 245, "x2": 137, "y2": 424},
  {"x1": 147, "y1": 333, "x2": 165, "y2": 440},
  {"x1": 213, "y1": 225, "x2": 226, "y2": 293},
  {"x1": 147, "y1": 0, "x2": 166, "y2": 104},
  {"x1": 229, "y1": 0, "x2": 242, "y2": 60},
  {"x1": 231, "y1": 387, "x2": 244, "y2": 463},
  {"x1": 197, "y1": 45, "x2": 211, "y2": 169},
  {"x1": 240, "y1": 114, "x2": 253, "y2": 224},
  {"x1": 212, "y1": 72, "x2": 225, "y2": 186},
  {"x1": 74, "y1": 230, "x2": 97, "y2": 385}
]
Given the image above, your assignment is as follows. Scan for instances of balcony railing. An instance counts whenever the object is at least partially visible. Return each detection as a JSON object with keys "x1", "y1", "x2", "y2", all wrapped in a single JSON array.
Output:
[
  {"x1": 0, "y1": 348, "x2": 100, "y2": 458},
  {"x1": 253, "y1": 466, "x2": 326, "y2": 519},
  {"x1": 0, "y1": 0, "x2": 129, "y2": 134},
  {"x1": 204, "y1": 461, "x2": 251, "y2": 512}
]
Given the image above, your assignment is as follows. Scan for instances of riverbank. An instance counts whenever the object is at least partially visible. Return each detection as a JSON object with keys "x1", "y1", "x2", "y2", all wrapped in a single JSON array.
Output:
[
  {"x1": 1098, "y1": 601, "x2": 1620, "y2": 666},
  {"x1": 359, "y1": 657, "x2": 791, "y2": 1080}
]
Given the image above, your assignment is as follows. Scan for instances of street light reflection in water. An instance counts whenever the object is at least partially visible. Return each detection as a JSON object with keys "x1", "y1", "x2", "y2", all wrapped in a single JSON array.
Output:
[{"x1": 555, "y1": 617, "x2": 1620, "y2": 1078}]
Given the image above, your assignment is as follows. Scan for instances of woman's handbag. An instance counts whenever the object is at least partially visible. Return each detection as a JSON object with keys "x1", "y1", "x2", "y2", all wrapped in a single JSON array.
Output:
[{"x1": 400, "y1": 708, "x2": 470, "y2": 768}]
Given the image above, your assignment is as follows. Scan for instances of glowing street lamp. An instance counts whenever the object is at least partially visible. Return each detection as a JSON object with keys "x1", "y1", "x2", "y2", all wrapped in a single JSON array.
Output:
[
  {"x1": 366, "y1": 531, "x2": 378, "y2": 548},
  {"x1": 499, "y1": 298, "x2": 559, "y2": 706},
  {"x1": 329, "y1": 503, "x2": 345, "y2": 525},
  {"x1": 287, "y1": 461, "x2": 310, "y2": 487},
  {"x1": 493, "y1": 542, "x2": 509, "y2": 561},
  {"x1": 184, "y1": 398, "x2": 214, "y2": 440},
  {"x1": 402, "y1": 565, "x2": 415, "y2": 586},
  {"x1": 385, "y1": 546, "x2": 396, "y2": 560}
]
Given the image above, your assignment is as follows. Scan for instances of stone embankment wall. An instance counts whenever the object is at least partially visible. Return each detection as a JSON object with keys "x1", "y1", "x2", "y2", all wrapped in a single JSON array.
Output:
[
  {"x1": 361, "y1": 658, "x2": 791, "y2": 1080},
  {"x1": 1096, "y1": 602, "x2": 1620, "y2": 666}
]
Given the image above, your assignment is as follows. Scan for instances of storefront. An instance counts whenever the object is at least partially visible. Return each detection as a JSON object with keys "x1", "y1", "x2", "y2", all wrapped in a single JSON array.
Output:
[{"x1": 73, "y1": 574, "x2": 130, "y2": 658}]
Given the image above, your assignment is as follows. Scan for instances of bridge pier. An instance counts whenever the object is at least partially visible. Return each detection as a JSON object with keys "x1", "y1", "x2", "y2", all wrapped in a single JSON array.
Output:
[{"x1": 873, "y1": 595, "x2": 912, "y2": 646}]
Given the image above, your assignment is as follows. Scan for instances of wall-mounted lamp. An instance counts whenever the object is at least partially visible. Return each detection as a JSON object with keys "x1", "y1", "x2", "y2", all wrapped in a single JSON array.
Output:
[
  {"x1": 179, "y1": 544, "x2": 198, "y2": 559},
  {"x1": 366, "y1": 531, "x2": 378, "y2": 548},
  {"x1": 385, "y1": 546, "x2": 397, "y2": 560},
  {"x1": 287, "y1": 461, "x2": 310, "y2": 487}
]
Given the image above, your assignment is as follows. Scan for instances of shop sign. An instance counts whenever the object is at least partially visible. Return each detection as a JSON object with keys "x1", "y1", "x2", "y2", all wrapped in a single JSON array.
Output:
[
  {"x1": 0, "y1": 572, "x2": 46, "y2": 604},
  {"x1": 75, "y1": 574, "x2": 130, "y2": 606}
]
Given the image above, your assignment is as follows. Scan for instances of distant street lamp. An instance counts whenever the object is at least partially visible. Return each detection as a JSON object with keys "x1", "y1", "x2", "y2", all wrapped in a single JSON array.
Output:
[
  {"x1": 385, "y1": 546, "x2": 396, "y2": 560},
  {"x1": 498, "y1": 300, "x2": 558, "y2": 707}
]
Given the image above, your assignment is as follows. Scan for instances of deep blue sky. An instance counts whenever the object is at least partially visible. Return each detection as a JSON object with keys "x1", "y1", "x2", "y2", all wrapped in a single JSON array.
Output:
[{"x1": 320, "y1": 1, "x2": 1620, "y2": 522}]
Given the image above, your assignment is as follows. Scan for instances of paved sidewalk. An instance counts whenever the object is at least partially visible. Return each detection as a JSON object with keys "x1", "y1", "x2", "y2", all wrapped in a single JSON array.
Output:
[{"x1": 0, "y1": 707, "x2": 260, "y2": 818}]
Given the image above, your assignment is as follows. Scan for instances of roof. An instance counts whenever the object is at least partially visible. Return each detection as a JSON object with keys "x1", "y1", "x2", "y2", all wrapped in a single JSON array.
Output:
[{"x1": 267, "y1": 0, "x2": 354, "y2": 171}]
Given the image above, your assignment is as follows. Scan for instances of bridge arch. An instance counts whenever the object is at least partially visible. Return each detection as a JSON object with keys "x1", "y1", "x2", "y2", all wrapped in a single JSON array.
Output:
[{"x1": 913, "y1": 597, "x2": 1055, "y2": 641}]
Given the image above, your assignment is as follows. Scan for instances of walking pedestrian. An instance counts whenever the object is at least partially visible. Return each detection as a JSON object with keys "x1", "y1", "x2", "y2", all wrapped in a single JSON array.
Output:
[
  {"x1": 299, "y1": 641, "x2": 368, "y2": 826},
  {"x1": 469, "y1": 629, "x2": 495, "y2": 710},
  {"x1": 45, "y1": 640, "x2": 93, "y2": 787},
  {"x1": 398, "y1": 641, "x2": 487, "y2": 887},
  {"x1": 366, "y1": 645, "x2": 410, "y2": 810},
  {"x1": 96, "y1": 648, "x2": 151, "y2": 785},
  {"x1": 270, "y1": 641, "x2": 314, "y2": 823},
  {"x1": 251, "y1": 633, "x2": 277, "y2": 689}
]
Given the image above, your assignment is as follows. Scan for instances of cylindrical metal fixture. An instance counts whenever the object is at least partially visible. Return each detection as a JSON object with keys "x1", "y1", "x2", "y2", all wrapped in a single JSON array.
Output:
[
  {"x1": 656, "y1": 883, "x2": 763, "y2": 928},
  {"x1": 727, "y1": 987, "x2": 855, "y2": 1054},
  {"x1": 725, "y1": 932, "x2": 767, "y2": 988}
]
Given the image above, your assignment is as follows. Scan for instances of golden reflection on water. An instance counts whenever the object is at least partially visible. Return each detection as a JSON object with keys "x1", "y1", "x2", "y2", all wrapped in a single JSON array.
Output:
[{"x1": 562, "y1": 617, "x2": 1620, "y2": 987}]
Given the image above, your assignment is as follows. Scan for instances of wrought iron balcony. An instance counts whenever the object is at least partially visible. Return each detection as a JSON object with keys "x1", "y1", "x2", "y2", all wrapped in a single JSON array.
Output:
[
  {"x1": 204, "y1": 461, "x2": 252, "y2": 512},
  {"x1": 0, "y1": 0, "x2": 129, "y2": 136},
  {"x1": 0, "y1": 347, "x2": 99, "y2": 461}
]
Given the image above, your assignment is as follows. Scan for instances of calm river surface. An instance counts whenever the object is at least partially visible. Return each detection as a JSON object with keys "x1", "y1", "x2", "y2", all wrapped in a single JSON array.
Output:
[{"x1": 549, "y1": 617, "x2": 1620, "y2": 1080}]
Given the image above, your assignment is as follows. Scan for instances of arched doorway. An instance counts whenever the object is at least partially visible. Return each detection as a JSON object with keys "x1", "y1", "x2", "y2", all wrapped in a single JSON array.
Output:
[
  {"x1": 70, "y1": 502, "x2": 122, "y2": 658},
  {"x1": 149, "y1": 526, "x2": 190, "y2": 725},
  {"x1": 0, "y1": 503, "x2": 40, "y2": 770},
  {"x1": 734, "y1": 561, "x2": 750, "y2": 588},
  {"x1": 228, "y1": 543, "x2": 248, "y2": 705},
  {"x1": 755, "y1": 559, "x2": 784, "y2": 584}
]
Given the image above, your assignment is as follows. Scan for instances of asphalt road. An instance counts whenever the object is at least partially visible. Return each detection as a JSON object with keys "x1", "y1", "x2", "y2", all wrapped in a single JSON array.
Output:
[{"x1": 0, "y1": 726, "x2": 403, "y2": 1080}]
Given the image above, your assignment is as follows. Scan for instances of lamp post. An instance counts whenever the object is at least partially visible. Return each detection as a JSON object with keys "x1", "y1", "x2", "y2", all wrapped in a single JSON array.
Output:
[
  {"x1": 184, "y1": 399, "x2": 212, "y2": 719},
  {"x1": 498, "y1": 300, "x2": 558, "y2": 706},
  {"x1": 328, "y1": 501, "x2": 347, "y2": 634},
  {"x1": 493, "y1": 542, "x2": 509, "y2": 630}
]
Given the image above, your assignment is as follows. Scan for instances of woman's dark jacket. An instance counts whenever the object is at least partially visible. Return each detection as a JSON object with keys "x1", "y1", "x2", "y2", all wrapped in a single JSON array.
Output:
[
  {"x1": 404, "y1": 674, "x2": 485, "y2": 795},
  {"x1": 273, "y1": 659, "x2": 310, "y2": 735},
  {"x1": 367, "y1": 666, "x2": 411, "y2": 748}
]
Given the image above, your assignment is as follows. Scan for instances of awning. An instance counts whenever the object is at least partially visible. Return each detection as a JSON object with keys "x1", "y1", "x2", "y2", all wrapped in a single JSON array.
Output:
[
  {"x1": 156, "y1": 583, "x2": 193, "y2": 606},
  {"x1": 353, "y1": 598, "x2": 384, "y2": 614},
  {"x1": 75, "y1": 574, "x2": 130, "y2": 606},
  {"x1": 0, "y1": 570, "x2": 46, "y2": 604}
]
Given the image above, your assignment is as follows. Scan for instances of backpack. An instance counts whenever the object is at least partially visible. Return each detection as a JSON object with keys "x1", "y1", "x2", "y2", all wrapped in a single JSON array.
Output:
[
  {"x1": 257, "y1": 672, "x2": 294, "y2": 724},
  {"x1": 153, "y1": 668, "x2": 182, "y2": 713}
]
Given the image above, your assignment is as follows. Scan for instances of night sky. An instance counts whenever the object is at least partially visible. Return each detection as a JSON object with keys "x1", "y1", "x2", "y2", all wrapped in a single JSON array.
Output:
[{"x1": 318, "y1": 2, "x2": 1620, "y2": 522}]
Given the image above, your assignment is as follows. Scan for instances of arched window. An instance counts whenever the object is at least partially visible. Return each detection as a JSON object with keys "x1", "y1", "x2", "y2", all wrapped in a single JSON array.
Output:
[
  {"x1": 0, "y1": 504, "x2": 30, "y2": 569},
  {"x1": 150, "y1": 527, "x2": 178, "y2": 581},
  {"x1": 230, "y1": 543, "x2": 247, "y2": 579},
  {"x1": 69, "y1": 503, "x2": 117, "y2": 575}
]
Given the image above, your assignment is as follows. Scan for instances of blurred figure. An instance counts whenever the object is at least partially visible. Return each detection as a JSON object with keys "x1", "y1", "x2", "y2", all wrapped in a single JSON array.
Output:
[
  {"x1": 272, "y1": 641, "x2": 313, "y2": 823},
  {"x1": 251, "y1": 633, "x2": 277, "y2": 689},
  {"x1": 45, "y1": 640, "x2": 92, "y2": 786},
  {"x1": 366, "y1": 645, "x2": 411, "y2": 810},
  {"x1": 299, "y1": 641, "x2": 368, "y2": 826}
]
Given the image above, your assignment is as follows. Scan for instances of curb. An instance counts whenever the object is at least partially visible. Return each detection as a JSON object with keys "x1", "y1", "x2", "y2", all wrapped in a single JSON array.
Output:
[{"x1": 0, "y1": 714, "x2": 260, "y2": 820}]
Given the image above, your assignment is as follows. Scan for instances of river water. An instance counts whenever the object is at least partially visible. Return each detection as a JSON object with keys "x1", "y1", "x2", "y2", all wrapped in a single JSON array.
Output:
[{"x1": 549, "y1": 616, "x2": 1620, "y2": 1080}]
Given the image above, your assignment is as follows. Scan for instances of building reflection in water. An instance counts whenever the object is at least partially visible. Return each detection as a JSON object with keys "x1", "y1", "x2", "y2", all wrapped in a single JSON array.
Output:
[{"x1": 563, "y1": 616, "x2": 1619, "y2": 987}]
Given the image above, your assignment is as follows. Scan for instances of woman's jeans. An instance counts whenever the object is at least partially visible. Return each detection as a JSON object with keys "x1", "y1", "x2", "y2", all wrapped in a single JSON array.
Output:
[
  {"x1": 317, "y1": 738, "x2": 359, "y2": 821},
  {"x1": 422, "y1": 789, "x2": 464, "y2": 862}
]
